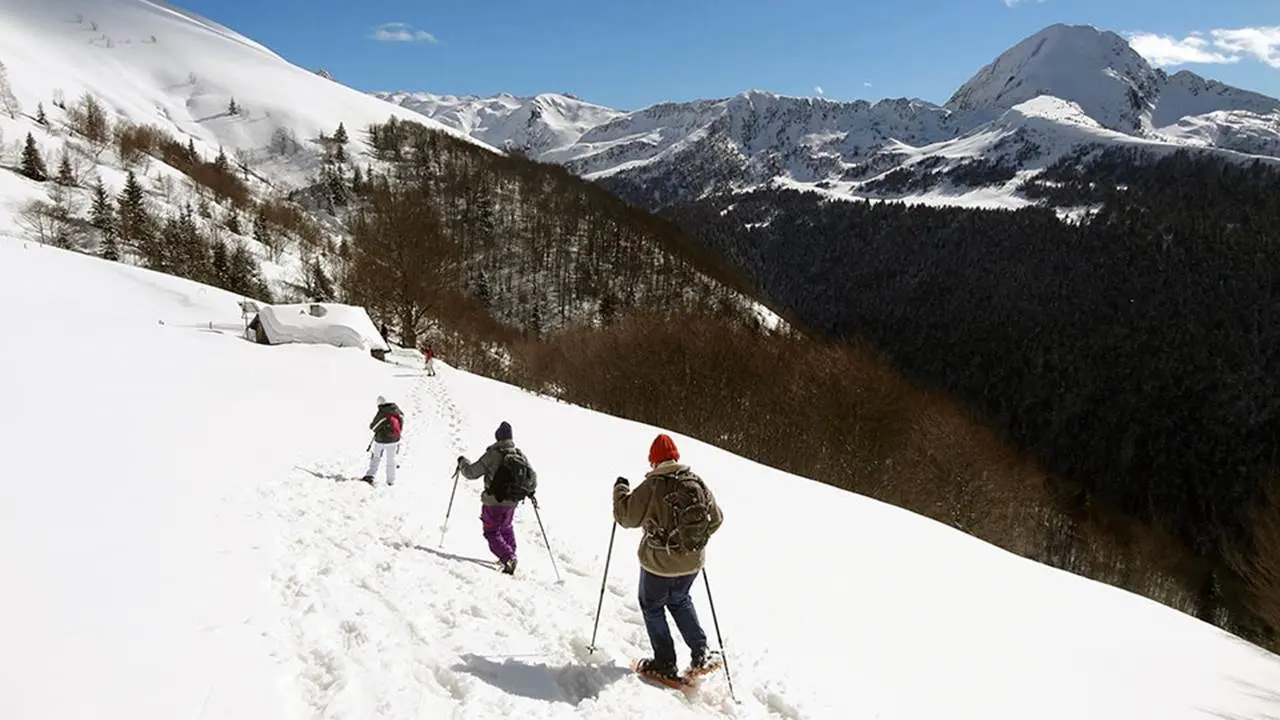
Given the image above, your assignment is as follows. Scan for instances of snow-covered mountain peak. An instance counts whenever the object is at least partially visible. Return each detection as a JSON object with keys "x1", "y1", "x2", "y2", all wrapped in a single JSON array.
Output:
[
  {"x1": 369, "y1": 90, "x2": 623, "y2": 156},
  {"x1": 946, "y1": 23, "x2": 1163, "y2": 134}
]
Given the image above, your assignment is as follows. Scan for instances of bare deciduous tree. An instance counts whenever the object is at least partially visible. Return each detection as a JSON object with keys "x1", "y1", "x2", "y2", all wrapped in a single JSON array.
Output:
[
  {"x1": 345, "y1": 179, "x2": 459, "y2": 346},
  {"x1": 0, "y1": 60, "x2": 20, "y2": 119}
]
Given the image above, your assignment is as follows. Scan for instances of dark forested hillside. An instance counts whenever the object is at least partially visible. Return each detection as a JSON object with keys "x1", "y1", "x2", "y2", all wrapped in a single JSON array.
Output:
[
  {"x1": 325, "y1": 117, "x2": 762, "y2": 348},
  {"x1": 656, "y1": 148, "x2": 1280, "y2": 641}
]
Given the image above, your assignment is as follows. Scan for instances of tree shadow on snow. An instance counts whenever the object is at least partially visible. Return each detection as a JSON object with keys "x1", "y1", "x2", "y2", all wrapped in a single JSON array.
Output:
[
  {"x1": 413, "y1": 545, "x2": 496, "y2": 570},
  {"x1": 296, "y1": 466, "x2": 362, "y2": 483},
  {"x1": 451, "y1": 653, "x2": 629, "y2": 705},
  {"x1": 1202, "y1": 677, "x2": 1280, "y2": 720}
]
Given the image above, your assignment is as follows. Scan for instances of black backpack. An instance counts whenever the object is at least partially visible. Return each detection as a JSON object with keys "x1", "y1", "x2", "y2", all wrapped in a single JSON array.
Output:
[{"x1": 491, "y1": 447, "x2": 537, "y2": 502}]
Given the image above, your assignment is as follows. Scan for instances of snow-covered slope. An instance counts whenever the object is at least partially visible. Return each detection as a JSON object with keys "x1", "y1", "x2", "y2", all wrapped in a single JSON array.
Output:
[
  {"x1": 5, "y1": 239, "x2": 1280, "y2": 718},
  {"x1": 0, "y1": 0, "x2": 490, "y2": 189},
  {"x1": 381, "y1": 23, "x2": 1280, "y2": 209}
]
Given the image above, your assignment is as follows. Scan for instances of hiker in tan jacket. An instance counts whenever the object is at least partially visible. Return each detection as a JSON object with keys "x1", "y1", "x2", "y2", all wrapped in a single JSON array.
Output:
[{"x1": 614, "y1": 433, "x2": 724, "y2": 682}]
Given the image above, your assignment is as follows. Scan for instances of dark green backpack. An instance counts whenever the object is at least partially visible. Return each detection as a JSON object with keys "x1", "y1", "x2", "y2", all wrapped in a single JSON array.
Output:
[{"x1": 646, "y1": 471, "x2": 715, "y2": 552}]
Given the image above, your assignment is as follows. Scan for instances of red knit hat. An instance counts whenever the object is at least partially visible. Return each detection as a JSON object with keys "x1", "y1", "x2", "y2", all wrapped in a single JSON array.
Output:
[{"x1": 649, "y1": 434, "x2": 680, "y2": 465}]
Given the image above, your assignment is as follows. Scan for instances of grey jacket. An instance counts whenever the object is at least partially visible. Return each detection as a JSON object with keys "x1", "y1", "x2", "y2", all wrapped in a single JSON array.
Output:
[{"x1": 460, "y1": 439, "x2": 520, "y2": 508}]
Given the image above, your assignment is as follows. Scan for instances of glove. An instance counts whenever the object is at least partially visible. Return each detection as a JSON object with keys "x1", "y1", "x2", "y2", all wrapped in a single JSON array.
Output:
[
  {"x1": 456, "y1": 456, "x2": 468, "y2": 470},
  {"x1": 615, "y1": 476, "x2": 629, "y2": 488}
]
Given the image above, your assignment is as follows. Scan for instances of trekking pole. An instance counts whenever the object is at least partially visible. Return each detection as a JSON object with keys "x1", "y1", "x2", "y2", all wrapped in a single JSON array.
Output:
[
  {"x1": 587, "y1": 521, "x2": 618, "y2": 654},
  {"x1": 530, "y1": 499, "x2": 563, "y2": 584},
  {"x1": 702, "y1": 569, "x2": 738, "y2": 702},
  {"x1": 438, "y1": 467, "x2": 461, "y2": 548}
]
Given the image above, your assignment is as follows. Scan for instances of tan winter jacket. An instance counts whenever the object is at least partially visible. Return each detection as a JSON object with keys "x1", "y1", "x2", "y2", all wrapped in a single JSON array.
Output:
[{"x1": 613, "y1": 460, "x2": 723, "y2": 577}]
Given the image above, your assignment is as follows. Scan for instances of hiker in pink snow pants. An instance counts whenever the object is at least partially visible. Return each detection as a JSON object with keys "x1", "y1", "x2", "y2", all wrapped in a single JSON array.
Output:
[{"x1": 457, "y1": 421, "x2": 528, "y2": 574}]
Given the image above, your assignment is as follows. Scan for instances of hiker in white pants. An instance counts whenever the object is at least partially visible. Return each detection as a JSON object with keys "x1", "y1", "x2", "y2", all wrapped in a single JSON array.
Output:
[
  {"x1": 362, "y1": 395, "x2": 404, "y2": 485},
  {"x1": 367, "y1": 442, "x2": 399, "y2": 485}
]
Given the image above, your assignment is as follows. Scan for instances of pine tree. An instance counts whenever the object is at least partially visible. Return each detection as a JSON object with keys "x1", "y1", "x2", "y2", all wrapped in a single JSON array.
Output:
[
  {"x1": 56, "y1": 150, "x2": 75, "y2": 186},
  {"x1": 36, "y1": 102, "x2": 48, "y2": 127},
  {"x1": 211, "y1": 239, "x2": 230, "y2": 288},
  {"x1": 90, "y1": 181, "x2": 119, "y2": 261},
  {"x1": 351, "y1": 165, "x2": 365, "y2": 196},
  {"x1": 307, "y1": 258, "x2": 336, "y2": 301},
  {"x1": 227, "y1": 242, "x2": 269, "y2": 300},
  {"x1": 153, "y1": 212, "x2": 180, "y2": 273},
  {"x1": 186, "y1": 138, "x2": 198, "y2": 162},
  {"x1": 214, "y1": 146, "x2": 229, "y2": 172},
  {"x1": 172, "y1": 203, "x2": 210, "y2": 281},
  {"x1": 227, "y1": 97, "x2": 238, "y2": 115},
  {"x1": 333, "y1": 122, "x2": 348, "y2": 163},
  {"x1": 20, "y1": 133, "x2": 48, "y2": 181},
  {"x1": 252, "y1": 206, "x2": 271, "y2": 250},
  {"x1": 325, "y1": 164, "x2": 348, "y2": 209},
  {"x1": 117, "y1": 170, "x2": 153, "y2": 260},
  {"x1": 225, "y1": 210, "x2": 242, "y2": 235}
]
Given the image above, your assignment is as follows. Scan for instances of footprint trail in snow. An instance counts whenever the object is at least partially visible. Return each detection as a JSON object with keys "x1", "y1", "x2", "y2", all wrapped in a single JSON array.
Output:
[{"x1": 261, "y1": 363, "x2": 772, "y2": 718}]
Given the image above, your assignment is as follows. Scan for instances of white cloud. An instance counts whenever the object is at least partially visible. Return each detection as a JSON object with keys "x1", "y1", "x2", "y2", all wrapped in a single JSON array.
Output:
[
  {"x1": 1210, "y1": 26, "x2": 1280, "y2": 68},
  {"x1": 1127, "y1": 31, "x2": 1238, "y2": 65},
  {"x1": 814, "y1": 85, "x2": 824, "y2": 95},
  {"x1": 1003, "y1": 0, "x2": 1046, "y2": 7},
  {"x1": 372, "y1": 22, "x2": 438, "y2": 43},
  {"x1": 864, "y1": 81, "x2": 873, "y2": 88},
  {"x1": 1128, "y1": 25, "x2": 1280, "y2": 67}
]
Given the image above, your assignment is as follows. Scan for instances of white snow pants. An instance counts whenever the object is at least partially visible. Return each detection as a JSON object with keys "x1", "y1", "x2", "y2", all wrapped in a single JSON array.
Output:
[{"x1": 366, "y1": 441, "x2": 398, "y2": 485}]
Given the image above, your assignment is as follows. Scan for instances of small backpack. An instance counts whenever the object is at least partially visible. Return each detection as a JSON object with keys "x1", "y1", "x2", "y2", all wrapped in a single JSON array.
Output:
[
  {"x1": 646, "y1": 472, "x2": 715, "y2": 553},
  {"x1": 491, "y1": 448, "x2": 537, "y2": 502}
]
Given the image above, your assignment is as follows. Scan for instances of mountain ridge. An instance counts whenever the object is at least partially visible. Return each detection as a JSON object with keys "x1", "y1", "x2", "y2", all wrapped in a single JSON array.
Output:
[{"x1": 380, "y1": 23, "x2": 1280, "y2": 209}]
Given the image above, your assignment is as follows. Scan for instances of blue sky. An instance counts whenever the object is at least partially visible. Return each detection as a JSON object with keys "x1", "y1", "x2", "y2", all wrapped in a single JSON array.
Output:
[{"x1": 179, "y1": 0, "x2": 1280, "y2": 109}]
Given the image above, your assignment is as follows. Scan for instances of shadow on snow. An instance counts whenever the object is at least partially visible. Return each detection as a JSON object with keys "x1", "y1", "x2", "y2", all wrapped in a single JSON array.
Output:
[{"x1": 451, "y1": 653, "x2": 630, "y2": 705}]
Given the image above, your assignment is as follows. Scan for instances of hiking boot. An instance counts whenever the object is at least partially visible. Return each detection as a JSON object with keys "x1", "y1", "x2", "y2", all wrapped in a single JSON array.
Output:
[
  {"x1": 635, "y1": 657, "x2": 680, "y2": 681},
  {"x1": 360, "y1": 476, "x2": 374, "y2": 484},
  {"x1": 501, "y1": 557, "x2": 518, "y2": 575},
  {"x1": 688, "y1": 648, "x2": 722, "y2": 676}
]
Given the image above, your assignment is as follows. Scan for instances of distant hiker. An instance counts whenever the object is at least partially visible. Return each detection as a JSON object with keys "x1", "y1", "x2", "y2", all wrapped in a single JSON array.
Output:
[
  {"x1": 362, "y1": 395, "x2": 404, "y2": 486},
  {"x1": 614, "y1": 433, "x2": 724, "y2": 681},
  {"x1": 457, "y1": 421, "x2": 537, "y2": 574},
  {"x1": 424, "y1": 344, "x2": 436, "y2": 377}
]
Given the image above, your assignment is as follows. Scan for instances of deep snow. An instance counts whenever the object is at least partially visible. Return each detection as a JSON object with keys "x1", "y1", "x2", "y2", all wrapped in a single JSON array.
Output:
[{"x1": 4, "y1": 238, "x2": 1280, "y2": 719}]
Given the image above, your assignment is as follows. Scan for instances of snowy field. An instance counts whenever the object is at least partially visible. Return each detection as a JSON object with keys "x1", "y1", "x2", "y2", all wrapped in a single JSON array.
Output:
[{"x1": 3, "y1": 237, "x2": 1280, "y2": 719}]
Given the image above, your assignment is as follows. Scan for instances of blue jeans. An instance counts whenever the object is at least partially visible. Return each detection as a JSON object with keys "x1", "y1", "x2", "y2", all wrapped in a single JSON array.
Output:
[{"x1": 639, "y1": 569, "x2": 707, "y2": 667}]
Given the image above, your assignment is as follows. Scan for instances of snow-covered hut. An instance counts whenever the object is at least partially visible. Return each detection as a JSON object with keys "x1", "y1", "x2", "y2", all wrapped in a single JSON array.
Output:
[{"x1": 247, "y1": 303, "x2": 389, "y2": 356}]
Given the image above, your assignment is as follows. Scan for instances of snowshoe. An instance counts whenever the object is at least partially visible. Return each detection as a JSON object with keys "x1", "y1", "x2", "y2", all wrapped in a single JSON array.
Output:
[
  {"x1": 687, "y1": 648, "x2": 723, "y2": 678},
  {"x1": 631, "y1": 658, "x2": 694, "y2": 692}
]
